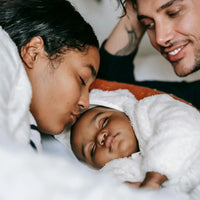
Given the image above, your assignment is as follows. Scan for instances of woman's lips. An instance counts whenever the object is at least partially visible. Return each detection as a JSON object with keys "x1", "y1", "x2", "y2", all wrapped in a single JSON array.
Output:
[{"x1": 71, "y1": 113, "x2": 80, "y2": 125}]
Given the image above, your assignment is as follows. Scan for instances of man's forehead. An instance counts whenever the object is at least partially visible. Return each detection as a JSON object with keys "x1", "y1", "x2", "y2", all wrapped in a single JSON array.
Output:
[
  {"x1": 137, "y1": 0, "x2": 184, "y2": 8},
  {"x1": 137, "y1": 0, "x2": 184, "y2": 15}
]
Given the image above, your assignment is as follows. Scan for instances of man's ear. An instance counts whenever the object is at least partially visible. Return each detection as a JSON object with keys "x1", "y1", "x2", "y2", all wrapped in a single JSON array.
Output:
[{"x1": 20, "y1": 36, "x2": 45, "y2": 69}]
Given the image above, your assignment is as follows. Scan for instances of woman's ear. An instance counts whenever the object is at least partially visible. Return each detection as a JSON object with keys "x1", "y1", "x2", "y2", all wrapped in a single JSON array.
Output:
[{"x1": 20, "y1": 36, "x2": 45, "y2": 69}]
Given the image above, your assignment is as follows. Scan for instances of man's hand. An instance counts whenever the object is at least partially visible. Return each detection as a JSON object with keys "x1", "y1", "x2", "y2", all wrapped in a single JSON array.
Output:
[{"x1": 104, "y1": 0, "x2": 145, "y2": 55}]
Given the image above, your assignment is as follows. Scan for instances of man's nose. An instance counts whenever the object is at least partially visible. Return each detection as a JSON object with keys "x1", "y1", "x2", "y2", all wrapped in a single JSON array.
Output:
[{"x1": 155, "y1": 21, "x2": 173, "y2": 47}]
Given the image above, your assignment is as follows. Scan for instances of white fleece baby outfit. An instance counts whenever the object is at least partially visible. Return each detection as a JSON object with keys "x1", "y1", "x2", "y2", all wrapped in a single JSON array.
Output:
[{"x1": 89, "y1": 89, "x2": 200, "y2": 193}]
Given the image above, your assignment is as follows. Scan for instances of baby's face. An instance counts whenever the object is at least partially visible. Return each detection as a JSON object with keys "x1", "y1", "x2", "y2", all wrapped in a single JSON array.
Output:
[{"x1": 71, "y1": 106, "x2": 138, "y2": 169}]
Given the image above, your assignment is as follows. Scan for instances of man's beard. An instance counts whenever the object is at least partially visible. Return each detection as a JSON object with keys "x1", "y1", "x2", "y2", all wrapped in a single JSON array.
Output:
[
  {"x1": 191, "y1": 48, "x2": 200, "y2": 74},
  {"x1": 180, "y1": 46, "x2": 200, "y2": 77}
]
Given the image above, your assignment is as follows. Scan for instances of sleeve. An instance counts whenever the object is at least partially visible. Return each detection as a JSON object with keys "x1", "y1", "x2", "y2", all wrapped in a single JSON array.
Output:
[
  {"x1": 133, "y1": 80, "x2": 200, "y2": 110},
  {"x1": 0, "y1": 28, "x2": 15, "y2": 138},
  {"x1": 97, "y1": 40, "x2": 138, "y2": 84},
  {"x1": 0, "y1": 26, "x2": 31, "y2": 146},
  {"x1": 134, "y1": 94, "x2": 200, "y2": 180}
]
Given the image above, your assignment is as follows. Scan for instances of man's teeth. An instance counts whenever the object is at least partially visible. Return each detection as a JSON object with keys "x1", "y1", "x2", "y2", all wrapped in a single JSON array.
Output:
[{"x1": 168, "y1": 48, "x2": 181, "y2": 55}]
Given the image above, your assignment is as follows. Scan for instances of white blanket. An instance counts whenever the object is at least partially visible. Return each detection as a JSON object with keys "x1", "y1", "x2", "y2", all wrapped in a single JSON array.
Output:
[{"x1": 0, "y1": 26, "x2": 198, "y2": 200}]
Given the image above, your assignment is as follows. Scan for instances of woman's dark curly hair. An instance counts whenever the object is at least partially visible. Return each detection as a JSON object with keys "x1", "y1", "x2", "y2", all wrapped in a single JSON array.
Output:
[{"x1": 0, "y1": 0, "x2": 99, "y2": 59}]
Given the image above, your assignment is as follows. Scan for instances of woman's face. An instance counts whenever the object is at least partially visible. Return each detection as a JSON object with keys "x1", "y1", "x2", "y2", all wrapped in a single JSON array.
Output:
[
  {"x1": 71, "y1": 107, "x2": 138, "y2": 169},
  {"x1": 25, "y1": 43, "x2": 100, "y2": 135}
]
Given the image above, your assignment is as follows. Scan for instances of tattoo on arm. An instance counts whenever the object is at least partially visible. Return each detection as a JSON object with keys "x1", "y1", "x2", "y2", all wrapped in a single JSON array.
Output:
[{"x1": 115, "y1": 26, "x2": 138, "y2": 56}]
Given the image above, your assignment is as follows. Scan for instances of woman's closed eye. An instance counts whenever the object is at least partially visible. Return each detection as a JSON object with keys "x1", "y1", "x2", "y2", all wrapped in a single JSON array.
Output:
[{"x1": 79, "y1": 76, "x2": 86, "y2": 86}]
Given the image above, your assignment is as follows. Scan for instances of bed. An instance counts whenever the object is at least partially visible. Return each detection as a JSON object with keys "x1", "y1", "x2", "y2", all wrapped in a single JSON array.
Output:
[{"x1": 0, "y1": 3, "x2": 200, "y2": 197}]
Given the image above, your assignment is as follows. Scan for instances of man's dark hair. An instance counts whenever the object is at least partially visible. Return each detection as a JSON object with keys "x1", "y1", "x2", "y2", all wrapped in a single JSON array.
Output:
[
  {"x1": 0, "y1": 0, "x2": 99, "y2": 58},
  {"x1": 118, "y1": 0, "x2": 137, "y2": 14}
]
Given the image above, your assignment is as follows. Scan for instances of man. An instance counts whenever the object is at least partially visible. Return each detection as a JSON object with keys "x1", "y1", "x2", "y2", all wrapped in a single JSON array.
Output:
[
  {"x1": 98, "y1": 0, "x2": 200, "y2": 109},
  {"x1": 134, "y1": 0, "x2": 200, "y2": 77}
]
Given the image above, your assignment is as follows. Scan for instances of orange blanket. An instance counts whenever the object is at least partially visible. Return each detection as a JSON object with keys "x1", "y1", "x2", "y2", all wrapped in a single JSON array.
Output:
[{"x1": 90, "y1": 79, "x2": 189, "y2": 104}]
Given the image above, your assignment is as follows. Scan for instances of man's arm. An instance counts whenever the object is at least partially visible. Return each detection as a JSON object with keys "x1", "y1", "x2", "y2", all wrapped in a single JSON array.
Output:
[
  {"x1": 97, "y1": 0, "x2": 145, "y2": 83},
  {"x1": 104, "y1": 0, "x2": 145, "y2": 56}
]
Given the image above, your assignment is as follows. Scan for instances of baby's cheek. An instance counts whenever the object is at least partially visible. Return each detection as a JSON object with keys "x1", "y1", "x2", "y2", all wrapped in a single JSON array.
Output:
[{"x1": 95, "y1": 151, "x2": 114, "y2": 168}]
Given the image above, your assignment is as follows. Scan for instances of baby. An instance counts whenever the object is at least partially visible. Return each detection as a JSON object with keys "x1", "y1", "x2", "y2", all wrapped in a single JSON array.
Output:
[{"x1": 70, "y1": 89, "x2": 200, "y2": 192}]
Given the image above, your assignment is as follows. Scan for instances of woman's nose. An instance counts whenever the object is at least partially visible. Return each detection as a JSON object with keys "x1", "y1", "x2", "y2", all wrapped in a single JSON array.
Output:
[{"x1": 78, "y1": 89, "x2": 90, "y2": 110}]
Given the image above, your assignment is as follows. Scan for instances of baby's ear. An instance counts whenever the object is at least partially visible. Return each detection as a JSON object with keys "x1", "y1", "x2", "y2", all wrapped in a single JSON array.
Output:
[{"x1": 20, "y1": 36, "x2": 45, "y2": 69}]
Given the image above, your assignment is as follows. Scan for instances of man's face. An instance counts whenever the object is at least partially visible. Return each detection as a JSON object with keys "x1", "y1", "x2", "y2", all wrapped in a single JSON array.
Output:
[{"x1": 136, "y1": 0, "x2": 200, "y2": 77}]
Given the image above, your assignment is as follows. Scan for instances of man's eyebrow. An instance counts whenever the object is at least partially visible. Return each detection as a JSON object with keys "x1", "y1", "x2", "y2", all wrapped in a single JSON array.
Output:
[
  {"x1": 157, "y1": 0, "x2": 183, "y2": 12},
  {"x1": 137, "y1": 0, "x2": 183, "y2": 21}
]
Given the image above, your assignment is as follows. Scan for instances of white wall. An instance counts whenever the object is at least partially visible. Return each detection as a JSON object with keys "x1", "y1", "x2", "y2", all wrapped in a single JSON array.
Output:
[
  {"x1": 69, "y1": 0, "x2": 120, "y2": 45},
  {"x1": 69, "y1": 0, "x2": 200, "y2": 82}
]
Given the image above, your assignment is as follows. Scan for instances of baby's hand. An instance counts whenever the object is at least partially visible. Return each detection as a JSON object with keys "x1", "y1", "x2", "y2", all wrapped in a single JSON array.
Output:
[
  {"x1": 125, "y1": 181, "x2": 142, "y2": 188},
  {"x1": 140, "y1": 172, "x2": 168, "y2": 189}
]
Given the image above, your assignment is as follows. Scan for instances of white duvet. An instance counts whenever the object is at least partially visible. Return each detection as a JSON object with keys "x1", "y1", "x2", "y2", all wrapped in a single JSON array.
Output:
[{"x1": 0, "y1": 26, "x2": 199, "y2": 200}]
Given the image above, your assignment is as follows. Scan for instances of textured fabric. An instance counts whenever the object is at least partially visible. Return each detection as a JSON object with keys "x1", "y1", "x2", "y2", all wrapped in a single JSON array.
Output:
[{"x1": 29, "y1": 113, "x2": 43, "y2": 152}]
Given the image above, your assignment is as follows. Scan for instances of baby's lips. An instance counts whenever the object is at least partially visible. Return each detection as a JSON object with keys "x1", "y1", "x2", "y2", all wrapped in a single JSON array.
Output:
[{"x1": 105, "y1": 135, "x2": 114, "y2": 148}]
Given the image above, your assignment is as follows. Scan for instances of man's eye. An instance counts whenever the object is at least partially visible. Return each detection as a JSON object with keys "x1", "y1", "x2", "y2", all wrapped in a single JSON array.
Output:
[
  {"x1": 145, "y1": 22, "x2": 155, "y2": 30},
  {"x1": 140, "y1": 19, "x2": 155, "y2": 30},
  {"x1": 101, "y1": 117, "x2": 109, "y2": 128},
  {"x1": 168, "y1": 10, "x2": 179, "y2": 17},
  {"x1": 80, "y1": 76, "x2": 86, "y2": 86},
  {"x1": 167, "y1": 6, "x2": 183, "y2": 18}
]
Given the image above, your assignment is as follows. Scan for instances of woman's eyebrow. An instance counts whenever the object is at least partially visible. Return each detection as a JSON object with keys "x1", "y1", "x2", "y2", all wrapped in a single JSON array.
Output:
[{"x1": 86, "y1": 64, "x2": 97, "y2": 77}]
